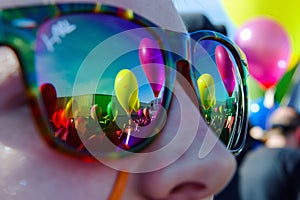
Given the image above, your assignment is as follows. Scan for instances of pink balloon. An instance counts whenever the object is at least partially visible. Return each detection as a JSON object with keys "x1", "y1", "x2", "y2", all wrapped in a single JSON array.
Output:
[
  {"x1": 215, "y1": 45, "x2": 236, "y2": 97},
  {"x1": 235, "y1": 17, "x2": 291, "y2": 89},
  {"x1": 139, "y1": 38, "x2": 165, "y2": 98},
  {"x1": 137, "y1": 108, "x2": 144, "y2": 118}
]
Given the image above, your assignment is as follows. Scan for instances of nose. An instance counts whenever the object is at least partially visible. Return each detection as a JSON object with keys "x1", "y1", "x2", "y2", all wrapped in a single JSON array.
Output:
[{"x1": 136, "y1": 80, "x2": 237, "y2": 199}]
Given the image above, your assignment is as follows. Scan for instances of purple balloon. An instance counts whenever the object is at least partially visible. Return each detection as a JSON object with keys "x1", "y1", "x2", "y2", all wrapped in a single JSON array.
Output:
[
  {"x1": 215, "y1": 45, "x2": 236, "y2": 97},
  {"x1": 235, "y1": 17, "x2": 291, "y2": 89},
  {"x1": 139, "y1": 38, "x2": 165, "y2": 98},
  {"x1": 137, "y1": 108, "x2": 144, "y2": 118}
]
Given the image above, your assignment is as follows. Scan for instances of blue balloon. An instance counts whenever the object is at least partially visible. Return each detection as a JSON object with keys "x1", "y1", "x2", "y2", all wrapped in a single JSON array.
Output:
[{"x1": 249, "y1": 97, "x2": 279, "y2": 130}]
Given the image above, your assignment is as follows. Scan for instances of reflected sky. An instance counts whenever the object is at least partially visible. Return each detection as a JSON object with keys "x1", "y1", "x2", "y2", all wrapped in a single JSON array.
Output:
[
  {"x1": 35, "y1": 13, "x2": 164, "y2": 104},
  {"x1": 35, "y1": 12, "x2": 235, "y2": 106}
]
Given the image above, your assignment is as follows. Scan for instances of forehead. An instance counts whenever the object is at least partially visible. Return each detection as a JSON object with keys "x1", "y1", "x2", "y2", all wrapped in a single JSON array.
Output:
[{"x1": 0, "y1": 0, "x2": 187, "y2": 32}]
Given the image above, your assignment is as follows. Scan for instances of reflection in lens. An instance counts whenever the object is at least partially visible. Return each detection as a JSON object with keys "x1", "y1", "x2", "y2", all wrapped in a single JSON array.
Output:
[
  {"x1": 215, "y1": 45, "x2": 236, "y2": 97},
  {"x1": 35, "y1": 13, "x2": 174, "y2": 159},
  {"x1": 197, "y1": 73, "x2": 216, "y2": 111},
  {"x1": 34, "y1": 11, "x2": 247, "y2": 159},
  {"x1": 114, "y1": 69, "x2": 139, "y2": 115},
  {"x1": 139, "y1": 38, "x2": 166, "y2": 101},
  {"x1": 192, "y1": 39, "x2": 242, "y2": 151}
]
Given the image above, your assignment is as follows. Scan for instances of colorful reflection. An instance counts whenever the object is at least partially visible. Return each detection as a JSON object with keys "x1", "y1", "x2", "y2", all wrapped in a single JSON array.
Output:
[
  {"x1": 114, "y1": 69, "x2": 139, "y2": 115},
  {"x1": 38, "y1": 34, "x2": 167, "y2": 154},
  {"x1": 139, "y1": 38, "x2": 165, "y2": 98},
  {"x1": 36, "y1": 14, "x2": 243, "y2": 155},
  {"x1": 193, "y1": 43, "x2": 239, "y2": 148},
  {"x1": 215, "y1": 45, "x2": 236, "y2": 97},
  {"x1": 197, "y1": 73, "x2": 216, "y2": 111}
]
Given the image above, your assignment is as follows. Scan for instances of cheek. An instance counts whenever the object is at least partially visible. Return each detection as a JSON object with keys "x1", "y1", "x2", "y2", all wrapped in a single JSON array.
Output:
[
  {"x1": 0, "y1": 47, "x2": 25, "y2": 110},
  {"x1": 0, "y1": 105, "x2": 116, "y2": 199}
]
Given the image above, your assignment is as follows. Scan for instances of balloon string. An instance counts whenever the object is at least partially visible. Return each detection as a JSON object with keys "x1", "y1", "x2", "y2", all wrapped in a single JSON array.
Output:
[
  {"x1": 125, "y1": 119, "x2": 132, "y2": 147},
  {"x1": 108, "y1": 171, "x2": 129, "y2": 200},
  {"x1": 264, "y1": 88, "x2": 275, "y2": 108},
  {"x1": 125, "y1": 128, "x2": 131, "y2": 146}
]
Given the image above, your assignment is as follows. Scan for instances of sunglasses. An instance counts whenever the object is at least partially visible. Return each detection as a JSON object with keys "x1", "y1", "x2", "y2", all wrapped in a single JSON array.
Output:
[
  {"x1": 271, "y1": 124, "x2": 298, "y2": 133},
  {"x1": 1, "y1": 3, "x2": 248, "y2": 161}
]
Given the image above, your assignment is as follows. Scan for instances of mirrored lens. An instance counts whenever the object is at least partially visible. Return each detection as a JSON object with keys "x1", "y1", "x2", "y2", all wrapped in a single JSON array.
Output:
[
  {"x1": 35, "y1": 14, "x2": 175, "y2": 158},
  {"x1": 3, "y1": 4, "x2": 247, "y2": 161},
  {"x1": 191, "y1": 37, "x2": 247, "y2": 153}
]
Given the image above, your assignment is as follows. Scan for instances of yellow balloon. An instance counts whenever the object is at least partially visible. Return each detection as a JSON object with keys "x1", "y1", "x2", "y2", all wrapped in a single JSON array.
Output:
[
  {"x1": 65, "y1": 98, "x2": 78, "y2": 119},
  {"x1": 197, "y1": 73, "x2": 216, "y2": 110},
  {"x1": 133, "y1": 98, "x2": 140, "y2": 113},
  {"x1": 222, "y1": 0, "x2": 300, "y2": 70},
  {"x1": 114, "y1": 69, "x2": 139, "y2": 114},
  {"x1": 219, "y1": 105, "x2": 223, "y2": 113}
]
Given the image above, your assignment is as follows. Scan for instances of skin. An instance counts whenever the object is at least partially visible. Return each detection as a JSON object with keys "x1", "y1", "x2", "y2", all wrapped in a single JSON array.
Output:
[
  {"x1": 0, "y1": 0, "x2": 237, "y2": 199},
  {"x1": 265, "y1": 107, "x2": 300, "y2": 149}
]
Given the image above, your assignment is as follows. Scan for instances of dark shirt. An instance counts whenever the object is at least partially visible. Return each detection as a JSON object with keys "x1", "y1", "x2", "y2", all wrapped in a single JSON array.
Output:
[{"x1": 239, "y1": 147, "x2": 300, "y2": 200}]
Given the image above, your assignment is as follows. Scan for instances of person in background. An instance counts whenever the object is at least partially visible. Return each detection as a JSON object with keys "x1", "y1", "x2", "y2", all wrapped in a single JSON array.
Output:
[{"x1": 239, "y1": 106, "x2": 300, "y2": 200}]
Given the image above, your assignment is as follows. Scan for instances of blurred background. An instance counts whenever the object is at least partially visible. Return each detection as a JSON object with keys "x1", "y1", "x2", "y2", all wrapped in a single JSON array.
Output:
[
  {"x1": 174, "y1": 0, "x2": 300, "y2": 133},
  {"x1": 174, "y1": 0, "x2": 300, "y2": 199}
]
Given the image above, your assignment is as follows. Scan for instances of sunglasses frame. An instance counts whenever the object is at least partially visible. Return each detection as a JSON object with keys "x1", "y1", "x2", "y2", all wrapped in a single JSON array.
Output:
[
  {"x1": 189, "y1": 31, "x2": 249, "y2": 155},
  {"x1": 0, "y1": 3, "x2": 248, "y2": 159}
]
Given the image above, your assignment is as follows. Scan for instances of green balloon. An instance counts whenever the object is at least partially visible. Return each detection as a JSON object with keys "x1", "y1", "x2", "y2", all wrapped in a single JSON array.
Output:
[
  {"x1": 275, "y1": 64, "x2": 298, "y2": 103},
  {"x1": 107, "y1": 101, "x2": 118, "y2": 121},
  {"x1": 247, "y1": 76, "x2": 265, "y2": 101}
]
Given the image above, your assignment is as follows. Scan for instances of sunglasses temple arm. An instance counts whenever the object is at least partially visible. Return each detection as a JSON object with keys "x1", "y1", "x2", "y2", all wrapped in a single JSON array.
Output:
[
  {"x1": 108, "y1": 171, "x2": 129, "y2": 200},
  {"x1": 176, "y1": 60, "x2": 203, "y2": 114}
]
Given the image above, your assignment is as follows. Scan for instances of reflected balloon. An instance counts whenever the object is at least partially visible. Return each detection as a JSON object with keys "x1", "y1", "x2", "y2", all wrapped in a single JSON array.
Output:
[
  {"x1": 215, "y1": 45, "x2": 236, "y2": 97},
  {"x1": 59, "y1": 109, "x2": 67, "y2": 127},
  {"x1": 65, "y1": 99, "x2": 78, "y2": 119},
  {"x1": 197, "y1": 73, "x2": 216, "y2": 110},
  {"x1": 40, "y1": 83, "x2": 57, "y2": 118},
  {"x1": 143, "y1": 107, "x2": 150, "y2": 118},
  {"x1": 106, "y1": 101, "x2": 118, "y2": 121},
  {"x1": 137, "y1": 108, "x2": 144, "y2": 118},
  {"x1": 132, "y1": 98, "x2": 140, "y2": 113},
  {"x1": 139, "y1": 38, "x2": 165, "y2": 98},
  {"x1": 235, "y1": 17, "x2": 291, "y2": 89},
  {"x1": 114, "y1": 69, "x2": 139, "y2": 114},
  {"x1": 51, "y1": 110, "x2": 62, "y2": 129},
  {"x1": 90, "y1": 104, "x2": 102, "y2": 121}
]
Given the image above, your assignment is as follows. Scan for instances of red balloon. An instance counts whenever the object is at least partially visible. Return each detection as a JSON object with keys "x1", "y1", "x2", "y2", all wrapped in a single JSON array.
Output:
[
  {"x1": 51, "y1": 110, "x2": 61, "y2": 129},
  {"x1": 60, "y1": 109, "x2": 67, "y2": 127},
  {"x1": 40, "y1": 83, "x2": 57, "y2": 118},
  {"x1": 235, "y1": 17, "x2": 291, "y2": 89},
  {"x1": 215, "y1": 45, "x2": 236, "y2": 97}
]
